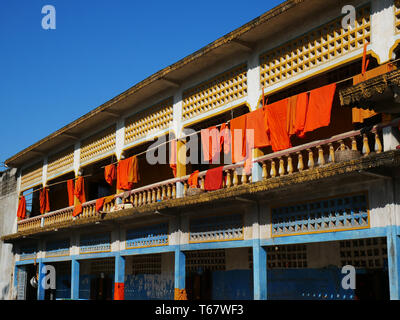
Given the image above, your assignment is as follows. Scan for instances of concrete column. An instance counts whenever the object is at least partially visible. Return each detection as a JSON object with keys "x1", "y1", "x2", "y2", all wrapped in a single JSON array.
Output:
[
  {"x1": 73, "y1": 141, "x2": 81, "y2": 176},
  {"x1": 115, "y1": 117, "x2": 125, "y2": 161},
  {"x1": 383, "y1": 126, "x2": 400, "y2": 152},
  {"x1": 174, "y1": 248, "x2": 186, "y2": 300},
  {"x1": 114, "y1": 254, "x2": 125, "y2": 300},
  {"x1": 387, "y1": 226, "x2": 400, "y2": 300},
  {"x1": 172, "y1": 89, "x2": 186, "y2": 198},
  {"x1": 71, "y1": 258, "x2": 80, "y2": 300},
  {"x1": 253, "y1": 241, "x2": 267, "y2": 300}
]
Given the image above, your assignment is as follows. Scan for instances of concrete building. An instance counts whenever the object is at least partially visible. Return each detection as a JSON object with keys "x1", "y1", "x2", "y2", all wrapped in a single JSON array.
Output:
[
  {"x1": 0, "y1": 168, "x2": 18, "y2": 300},
  {"x1": 2, "y1": 0, "x2": 400, "y2": 300}
]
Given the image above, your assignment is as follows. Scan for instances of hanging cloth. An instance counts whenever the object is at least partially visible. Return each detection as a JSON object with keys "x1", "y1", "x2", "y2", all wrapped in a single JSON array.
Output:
[
  {"x1": 246, "y1": 108, "x2": 270, "y2": 149},
  {"x1": 230, "y1": 113, "x2": 247, "y2": 163},
  {"x1": 104, "y1": 164, "x2": 117, "y2": 186},
  {"x1": 117, "y1": 156, "x2": 140, "y2": 191},
  {"x1": 95, "y1": 197, "x2": 105, "y2": 212},
  {"x1": 74, "y1": 176, "x2": 86, "y2": 204},
  {"x1": 303, "y1": 83, "x2": 336, "y2": 133},
  {"x1": 72, "y1": 204, "x2": 82, "y2": 217},
  {"x1": 188, "y1": 170, "x2": 199, "y2": 188},
  {"x1": 293, "y1": 92, "x2": 309, "y2": 138},
  {"x1": 67, "y1": 179, "x2": 75, "y2": 207},
  {"x1": 201, "y1": 126, "x2": 220, "y2": 163},
  {"x1": 219, "y1": 123, "x2": 231, "y2": 155},
  {"x1": 39, "y1": 187, "x2": 50, "y2": 214},
  {"x1": 264, "y1": 98, "x2": 292, "y2": 152},
  {"x1": 17, "y1": 196, "x2": 26, "y2": 220},
  {"x1": 204, "y1": 166, "x2": 224, "y2": 191}
]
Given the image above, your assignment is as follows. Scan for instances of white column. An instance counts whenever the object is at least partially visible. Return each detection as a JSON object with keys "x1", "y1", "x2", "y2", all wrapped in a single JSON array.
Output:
[
  {"x1": 115, "y1": 118, "x2": 125, "y2": 161},
  {"x1": 73, "y1": 141, "x2": 81, "y2": 176},
  {"x1": 42, "y1": 156, "x2": 48, "y2": 186}
]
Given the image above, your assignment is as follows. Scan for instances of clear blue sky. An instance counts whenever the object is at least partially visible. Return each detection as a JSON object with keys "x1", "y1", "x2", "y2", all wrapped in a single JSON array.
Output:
[{"x1": 0, "y1": 0, "x2": 282, "y2": 166}]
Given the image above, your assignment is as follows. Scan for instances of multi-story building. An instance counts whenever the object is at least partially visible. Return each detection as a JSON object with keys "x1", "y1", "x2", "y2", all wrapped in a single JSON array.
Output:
[{"x1": 2, "y1": 0, "x2": 400, "y2": 300}]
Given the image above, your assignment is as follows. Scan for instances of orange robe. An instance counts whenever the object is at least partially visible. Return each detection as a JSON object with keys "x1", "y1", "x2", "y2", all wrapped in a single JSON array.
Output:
[
  {"x1": 67, "y1": 179, "x2": 75, "y2": 207},
  {"x1": 246, "y1": 108, "x2": 270, "y2": 149},
  {"x1": 95, "y1": 197, "x2": 105, "y2": 212},
  {"x1": 303, "y1": 83, "x2": 336, "y2": 133},
  {"x1": 264, "y1": 98, "x2": 292, "y2": 152},
  {"x1": 17, "y1": 196, "x2": 26, "y2": 220},
  {"x1": 74, "y1": 176, "x2": 86, "y2": 204},
  {"x1": 188, "y1": 170, "x2": 199, "y2": 188},
  {"x1": 104, "y1": 164, "x2": 117, "y2": 186},
  {"x1": 230, "y1": 113, "x2": 247, "y2": 163},
  {"x1": 39, "y1": 187, "x2": 50, "y2": 214},
  {"x1": 117, "y1": 156, "x2": 139, "y2": 191},
  {"x1": 294, "y1": 92, "x2": 309, "y2": 138},
  {"x1": 219, "y1": 123, "x2": 230, "y2": 155}
]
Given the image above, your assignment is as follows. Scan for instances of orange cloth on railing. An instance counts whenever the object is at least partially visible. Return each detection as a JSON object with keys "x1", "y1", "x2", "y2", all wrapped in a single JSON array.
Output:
[
  {"x1": 72, "y1": 204, "x2": 82, "y2": 217},
  {"x1": 219, "y1": 123, "x2": 230, "y2": 155},
  {"x1": 204, "y1": 166, "x2": 224, "y2": 191},
  {"x1": 294, "y1": 92, "x2": 309, "y2": 138},
  {"x1": 352, "y1": 108, "x2": 378, "y2": 124},
  {"x1": 104, "y1": 164, "x2": 117, "y2": 186},
  {"x1": 230, "y1": 113, "x2": 247, "y2": 163},
  {"x1": 246, "y1": 108, "x2": 270, "y2": 149},
  {"x1": 170, "y1": 139, "x2": 177, "y2": 178},
  {"x1": 188, "y1": 170, "x2": 199, "y2": 188},
  {"x1": 95, "y1": 197, "x2": 105, "y2": 212},
  {"x1": 264, "y1": 98, "x2": 292, "y2": 152},
  {"x1": 17, "y1": 196, "x2": 26, "y2": 220},
  {"x1": 67, "y1": 179, "x2": 75, "y2": 207},
  {"x1": 303, "y1": 83, "x2": 336, "y2": 133},
  {"x1": 74, "y1": 176, "x2": 86, "y2": 204},
  {"x1": 117, "y1": 156, "x2": 139, "y2": 191},
  {"x1": 287, "y1": 95, "x2": 298, "y2": 136},
  {"x1": 201, "y1": 126, "x2": 220, "y2": 163},
  {"x1": 39, "y1": 187, "x2": 50, "y2": 214}
]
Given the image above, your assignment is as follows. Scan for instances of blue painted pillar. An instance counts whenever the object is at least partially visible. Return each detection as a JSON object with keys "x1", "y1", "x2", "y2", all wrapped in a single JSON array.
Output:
[
  {"x1": 174, "y1": 248, "x2": 186, "y2": 300},
  {"x1": 253, "y1": 240, "x2": 267, "y2": 300},
  {"x1": 387, "y1": 226, "x2": 400, "y2": 300},
  {"x1": 37, "y1": 261, "x2": 45, "y2": 300},
  {"x1": 71, "y1": 258, "x2": 80, "y2": 300},
  {"x1": 251, "y1": 157, "x2": 263, "y2": 182},
  {"x1": 114, "y1": 254, "x2": 126, "y2": 300}
]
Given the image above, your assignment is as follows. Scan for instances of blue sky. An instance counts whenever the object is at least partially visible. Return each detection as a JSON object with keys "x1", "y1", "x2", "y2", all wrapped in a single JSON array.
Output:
[{"x1": 0, "y1": 0, "x2": 282, "y2": 166}]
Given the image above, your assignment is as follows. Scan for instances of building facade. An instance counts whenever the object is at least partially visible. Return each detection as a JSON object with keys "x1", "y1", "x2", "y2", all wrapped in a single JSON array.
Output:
[{"x1": 2, "y1": 0, "x2": 400, "y2": 300}]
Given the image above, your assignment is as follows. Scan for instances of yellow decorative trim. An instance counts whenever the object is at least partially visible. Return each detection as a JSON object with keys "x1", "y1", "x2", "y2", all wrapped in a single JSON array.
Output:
[
  {"x1": 125, "y1": 97, "x2": 173, "y2": 145},
  {"x1": 47, "y1": 147, "x2": 74, "y2": 179},
  {"x1": 182, "y1": 64, "x2": 248, "y2": 121},
  {"x1": 260, "y1": 5, "x2": 371, "y2": 88},
  {"x1": 80, "y1": 125, "x2": 116, "y2": 164},
  {"x1": 21, "y1": 162, "x2": 43, "y2": 191},
  {"x1": 395, "y1": 0, "x2": 400, "y2": 34}
]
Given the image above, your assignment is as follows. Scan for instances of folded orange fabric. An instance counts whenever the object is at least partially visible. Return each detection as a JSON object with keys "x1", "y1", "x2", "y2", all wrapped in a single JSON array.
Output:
[
  {"x1": 246, "y1": 108, "x2": 270, "y2": 149},
  {"x1": 220, "y1": 123, "x2": 230, "y2": 155},
  {"x1": 74, "y1": 176, "x2": 86, "y2": 204},
  {"x1": 230, "y1": 113, "x2": 247, "y2": 163},
  {"x1": 352, "y1": 108, "x2": 377, "y2": 124},
  {"x1": 264, "y1": 98, "x2": 292, "y2": 152},
  {"x1": 67, "y1": 179, "x2": 75, "y2": 207},
  {"x1": 204, "y1": 166, "x2": 224, "y2": 191},
  {"x1": 95, "y1": 197, "x2": 105, "y2": 212},
  {"x1": 104, "y1": 164, "x2": 117, "y2": 186},
  {"x1": 17, "y1": 196, "x2": 26, "y2": 220},
  {"x1": 72, "y1": 204, "x2": 82, "y2": 217},
  {"x1": 117, "y1": 156, "x2": 140, "y2": 191},
  {"x1": 170, "y1": 139, "x2": 177, "y2": 178},
  {"x1": 303, "y1": 83, "x2": 336, "y2": 133},
  {"x1": 188, "y1": 170, "x2": 199, "y2": 188},
  {"x1": 294, "y1": 92, "x2": 309, "y2": 138},
  {"x1": 39, "y1": 187, "x2": 50, "y2": 214}
]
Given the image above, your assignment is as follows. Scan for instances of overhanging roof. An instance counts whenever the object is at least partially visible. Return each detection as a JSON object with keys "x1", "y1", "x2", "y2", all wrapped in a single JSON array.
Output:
[{"x1": 5, "y1": 0, "x2": 345, "y2": 168}]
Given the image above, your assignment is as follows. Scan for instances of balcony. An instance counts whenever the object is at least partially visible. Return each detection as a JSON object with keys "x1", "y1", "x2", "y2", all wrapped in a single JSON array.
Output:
[{"x1": 7, "y1": 117, "x2": 400, "y2": 240}]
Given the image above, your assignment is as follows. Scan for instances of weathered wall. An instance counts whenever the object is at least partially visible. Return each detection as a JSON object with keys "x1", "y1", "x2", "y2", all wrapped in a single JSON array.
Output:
[{"x1": 0, "y1": 168, "x2": 17, "y2": 300}]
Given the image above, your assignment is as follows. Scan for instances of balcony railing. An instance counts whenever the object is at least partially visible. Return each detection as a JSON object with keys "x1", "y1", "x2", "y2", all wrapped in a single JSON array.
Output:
[{"x1": 16, "y1": 118, "x2": 400, "y2": 234}]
